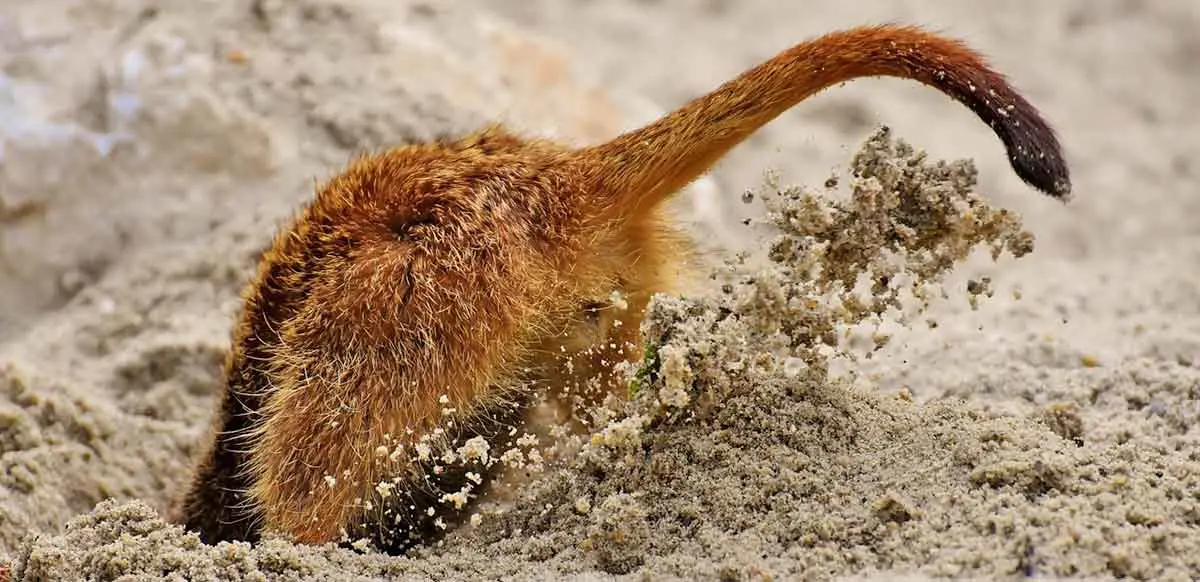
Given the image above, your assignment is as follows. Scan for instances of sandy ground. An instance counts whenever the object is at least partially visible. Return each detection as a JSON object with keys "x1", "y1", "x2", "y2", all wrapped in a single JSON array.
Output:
[{"x1": 1, "y1": 0, "x2": 1198, "y2": 580}]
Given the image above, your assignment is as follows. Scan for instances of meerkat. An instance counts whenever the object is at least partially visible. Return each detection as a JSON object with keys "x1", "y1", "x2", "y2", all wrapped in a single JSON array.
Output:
[{"x1": 172, "y1": 24, "x2": 1071, "y2": 552}]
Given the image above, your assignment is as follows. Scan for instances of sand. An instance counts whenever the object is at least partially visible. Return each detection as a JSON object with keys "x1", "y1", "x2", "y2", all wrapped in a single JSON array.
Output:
[{"x1": 1, "y1": 0, "x2": 1198, "y2": 580}]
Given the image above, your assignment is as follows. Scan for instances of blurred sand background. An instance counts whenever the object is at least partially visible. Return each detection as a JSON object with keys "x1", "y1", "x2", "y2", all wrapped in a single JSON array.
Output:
[{"x1": 1, "y1": 0, "x2": 1198, "y2": 580}]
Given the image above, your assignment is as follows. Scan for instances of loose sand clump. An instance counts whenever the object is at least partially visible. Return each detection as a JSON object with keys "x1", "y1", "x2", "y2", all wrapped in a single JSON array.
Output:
[{"x1": 13, "y1": 129, "x2": 1196, "y2": 581}]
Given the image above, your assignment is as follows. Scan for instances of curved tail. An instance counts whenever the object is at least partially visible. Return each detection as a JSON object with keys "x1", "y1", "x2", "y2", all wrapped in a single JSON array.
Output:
[{"x1": 577, "y1": 24, "x2": 1071, "y2": 218}]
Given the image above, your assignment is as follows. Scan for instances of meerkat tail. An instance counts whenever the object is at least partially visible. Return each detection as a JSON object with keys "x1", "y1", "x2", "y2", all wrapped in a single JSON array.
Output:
[{"x1": 577, "y1": 24, "x2": 1071, "y2": 218}]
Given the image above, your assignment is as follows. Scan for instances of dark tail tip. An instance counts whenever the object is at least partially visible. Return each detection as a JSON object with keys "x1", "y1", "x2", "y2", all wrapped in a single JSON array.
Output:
[
  {"x1": 1004, "y1": 112, "x2": 1072, "y2": 201},
  {"x1": 939, "y1": 58, "x2": 1072, "y2": 201}
]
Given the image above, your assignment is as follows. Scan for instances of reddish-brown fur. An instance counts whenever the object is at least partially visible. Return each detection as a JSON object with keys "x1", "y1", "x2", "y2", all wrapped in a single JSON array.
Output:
[{"x1": 172, "y1": 25, "x2": 1070, "y2": 551}]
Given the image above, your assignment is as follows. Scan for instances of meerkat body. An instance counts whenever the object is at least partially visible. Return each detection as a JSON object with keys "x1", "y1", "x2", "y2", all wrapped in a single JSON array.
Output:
[{"x1": 174, "y1": 25, "x2": 1070, "y2": 551}]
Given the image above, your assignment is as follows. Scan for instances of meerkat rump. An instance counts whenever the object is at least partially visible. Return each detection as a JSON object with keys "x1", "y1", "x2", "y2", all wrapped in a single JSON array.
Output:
[{"x1": 173, "y1": 25, "x2": 1071, "y2": 551}]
